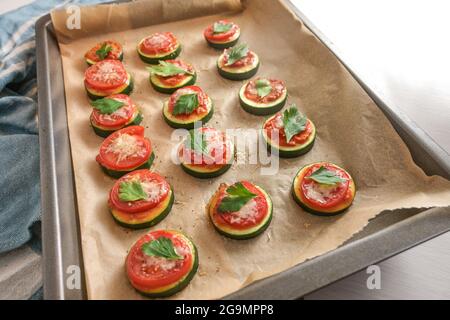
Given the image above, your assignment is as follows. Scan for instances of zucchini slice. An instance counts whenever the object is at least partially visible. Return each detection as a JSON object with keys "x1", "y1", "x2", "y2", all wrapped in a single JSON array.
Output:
[
  {"x1": 291, "y1": 162, "x2": 356, "y2": 216},
  {"x1": 162, "y1": 87, "x2": 214, "y2": 129},
  {"x1": 110, "y1": 187, "x2": 174, "y2": 229},
  {"x1": 150, "y1": 72, "x2": 197, "y2": 94},
  {"x1": 137, "y1": 43, "x2": 182, "y2": 64},
  {"x1": 208, "y1": 182, "x2": 273, "y2": 240},
  {"x1": 91, "y1": 112, "x2": 143, "y2": 138},
  {"x1": 100, "y1": 152, "x2": 155, "y2": 179},
  {"x1": 239, "y1": 80, "x2": 287, "y2": 116},
  {"x1": 262, "y1": 114, "x2": 316, "y2": 158},
  {"x1": 85, "y1": 73, "x2": 134, "y2": 101},
  {"x1": 178, "y1": 127, "x2": 235, "y2": 179},
  {"x1": 126, "y1": 230, "x2": 198, "y2": 298},
  {"x1": 217, "y1": 51, "x2": 260, "y2": 81}
]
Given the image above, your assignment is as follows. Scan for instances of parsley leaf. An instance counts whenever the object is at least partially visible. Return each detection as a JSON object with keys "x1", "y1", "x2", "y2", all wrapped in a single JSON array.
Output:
[
  {"x1": 118, "y1": 181, "x2": 147, "y2": 202},
  {"x1": 218, "y1": 182, "x2": 257, "y2": 213},
  {"x1": 213, "y1": 22, "x2": 233, "y2": 34},
  {"x1": 185, "y1": 129, "x2": 208, "y2": 155},
  {"x1": 141, "y1": 237, "x2": 182, "y2": 260},
  {"x1": 225, "y1": 43, "x2": 249, "y2": 66},
  {"x1": 91, "y1": 98, "x2": 124, "y2": 114},
  {"x1": 172, "y1": 93, "x2": 199, "y2": 115},
  {"x1": 282, "y1": 105, "x2": 307, "y2": 143},
  {"x1": 95, "y1": 42, "x2": 112, "y2": 60},
  {"x1": 307, "y1": 166, "x2": 347, "y2": 185},
  {"x1": 147, "y1": 60, "x2": 193, "y2": 77},
  {"x1": 255, "y1": 79, "x2": 272, "y2": 98}
]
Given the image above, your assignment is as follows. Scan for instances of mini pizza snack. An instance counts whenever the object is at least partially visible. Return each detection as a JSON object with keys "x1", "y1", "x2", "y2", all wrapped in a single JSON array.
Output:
[
  {"x1": 90, "y1": 94, "x2": 143, "y2": 137},
  {"x1": 292, "y1": 162, "x2": 356, "y2": 216},
  {"x1": 239, "y1": 77, "x2": 287, "y2": 115},
  {"x1": 84, "y1": 40, "x2": 123, "y2": 66},
  {"x1": 84, "y1": 60, "x2": 133, "y2": 100},
  {"x1": 217, "y1": 43, "x2": 260, "y2": 81},
  {"x1": 208, "y1": 181, "x2": 273, "y2": 239},
  {"x1": 204, "y1": 20, "x2": 241, "y2": 49},
  {"x1": 147, "y1": 59, "x2": 197, "y2": 94},
  {"x1": 262, "y1": 105, "x2": 316, "y2": 158},
  {"x1": 137, "y1": 32, "x2": 181, "y2": 64},
  {"x1": 96, "y1": 126, "x2": 154, "y2": 178},
  {"x1": 108, "y1": 170, "x2": 174, "y2": 229},
  {"x1": 162, "y1": 85, "x2": 214, "y2": 129},
  {"x1": 126, "y1": 230, "x2": 198, "y2": 298},
  {"x1": 178, "y1": 127, "x2": 235, "y2": 179}
]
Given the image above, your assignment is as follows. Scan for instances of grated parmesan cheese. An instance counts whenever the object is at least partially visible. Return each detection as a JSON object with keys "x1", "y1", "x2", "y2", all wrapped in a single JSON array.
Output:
[
  {"x1": 229, "y1": 199, "x2": 258, "y2": 224},
  {"x1": 303, "y1": 183, "x2": 337, "y2": 204},
  {"x1": 105, "y1": 133, "x2": 145, "y2": 163},
  {"x1": 140, "y1": 180, "x2": 169, "y2": 202}
]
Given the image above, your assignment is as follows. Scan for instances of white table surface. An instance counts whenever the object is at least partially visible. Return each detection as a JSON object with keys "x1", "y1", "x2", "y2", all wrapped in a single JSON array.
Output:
[
  {"x1": 290, "y1": 0, "x2": 450, "y2": 299},
  {"x1": 1, "y1": 0, "x2": 449, "y2": 300}
]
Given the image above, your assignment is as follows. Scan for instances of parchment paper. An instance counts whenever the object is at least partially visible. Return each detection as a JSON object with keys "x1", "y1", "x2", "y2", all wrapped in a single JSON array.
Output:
[{"x1": 50, "y1": 0, "x2": 450, "y2": 299}]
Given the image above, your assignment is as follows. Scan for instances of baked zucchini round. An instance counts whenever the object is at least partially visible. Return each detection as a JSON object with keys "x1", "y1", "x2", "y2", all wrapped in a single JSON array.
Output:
[
  {"x1": 262, "y1": 106, "x2": 316, "y2": 158},
  {"x1": 148, "y1": 60, "x2": 197, "y2": 94},
  {"x1": 203, "y1": 20, "x2": 241, "y2": 49},
  {"x1": 108, "y1": 170, "x2": 174, "y2": 229},
  {"x1": 162, "y1": 86, "x2": 213, "y2": 129},
  {"x1": 178, "y1": 127, "x2": 234, "y2": 179},
  {"x1": 292, "y1": 162, "x2": 356, "y2": 216},
  {"x1": 96, "y1": 126, "x2": 154, "y2": 178},
  {"x1": 90, "y1": 94, "x2": 143, "y2": 138},
  {"x1": 208, "y1": 181, "x2": 273, "y2": 239},
  {"x1": 137, "y1": 32, "x2": 181, "y2": 64},
  {"x1": 126, "y1": 230, "x2": 198, "y2": 298},
  {"x1": 239, "y1": 78, "x2": 287, "y2": 115},
  {"x1": 84, "y1": 40, "x2": 123, "y2": 66},
  {"x1": 217, "y1": 44, "x2": 260, "y2": 81}
]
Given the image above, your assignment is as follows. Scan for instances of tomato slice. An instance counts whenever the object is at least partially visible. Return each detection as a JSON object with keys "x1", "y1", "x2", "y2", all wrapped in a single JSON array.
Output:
[
  {"x1": 178, "y1": 127, "x2": 233, "y2": 167},
  {"x1": 96, "y1": 126, "x2": 151, "y2": 170},
  {"x1": 263, "y1": 114, "x2": 313, "y2": 147},
  {"x1": 168, "y1": 86, "x2": 208, "y2": 117},
  {"x1": 84, "y1": 60, "x2": 128, "y2": 92},
  {"x1": 109, "y1": 170, "x2": 170, "y2": 213},
  {"x1": 203, "y1": 20, "x2": 239, "y2": 42},
  {"x1": 84, "y1": 40, "x2": 122, "y2": 63},
  {"x1": 221, "y1": 50, "x2": 256, "y2": 68},
  {"x1": 155, "y1": 60, "x2": 194, "y2": 87},
  {"x1": 126, "y1": 230, "x2": 193, "y2": 290},
  {"x1": 244, "y1": 78, "x2": 286, "y2": 103},
  {"x1": 300, "y1": 163, "x2": 350, "y2": 209},
  {"x1": 139, "y1": 32, "x2": 179, "y2": 55},
  {"x1": 213, "y1": 181, "x2": 268, "y2": 229},
  {"x1": 90, "y1": 94, "x2": 137, "y2": 129}
]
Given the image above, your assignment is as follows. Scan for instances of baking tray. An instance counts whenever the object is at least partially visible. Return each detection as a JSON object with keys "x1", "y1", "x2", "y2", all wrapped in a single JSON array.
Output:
[{"x1": 36, "y1": 0, "x2": 450, "y2": 300}]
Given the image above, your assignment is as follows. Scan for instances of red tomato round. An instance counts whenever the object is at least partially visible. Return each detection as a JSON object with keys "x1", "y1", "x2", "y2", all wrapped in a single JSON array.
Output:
[
  {"x1": 300, "y1": 163, "x2": 350, "y2": 209},
  {"x1": 264, "y1": 113, "x2": 313, "y2": 147},
  {"x1": 203, "y1": 20, "x2": 239, "y2": 42},
  {"x1": 244, "y1": 78, "x2": 286, "y2": 103},
  {"x1": 90, "y1": 94, "x2": 137, "y2": 129},
  {"x1": 155, "y1": 60, "x2": 194, "y2": 87},
  {"x1": 126, "y1": 230, "x2": 193, "y2": 291},
  {"x1": 96, "y1": 126, "x2": 152, "y2": 170},
  {"x1": 84, "y1": 60, "x2": 128, "y2": 92},
  {"x1": 213, "y1": 181, "x2": 268, "y2": 229},
  {"x1": 139, "y1": 32, "x2": 179, "y2": 55},
  {"x1": 221, "y1": 50, "x2": 256, "y2": 68},
  {"x1": 178, "y1": 127, "x2": 233, "y2": 167},
  {"x1": 109, "y1": 170, "x2": 170, "y2": 213},
  {"x1": 168, "y1": 86, "x2": 208, "y2": 117},
  {"x1": 84, "y1": 40, "x2": 122, "y2": 63}
]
